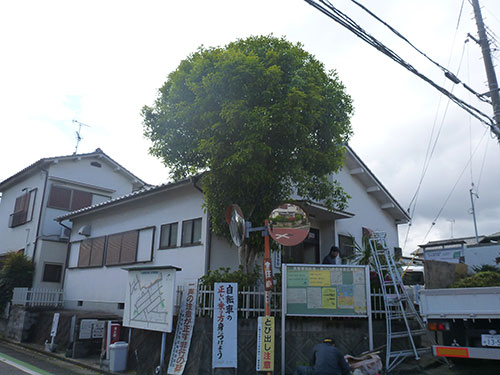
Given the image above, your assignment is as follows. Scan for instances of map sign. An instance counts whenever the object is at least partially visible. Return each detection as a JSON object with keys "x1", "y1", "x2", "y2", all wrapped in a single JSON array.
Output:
[
  {"x1": 123, "y1": 267, "x2": 177, "y2": 333},
  {"x1": 284, "y1": 264, "x2": 370, "y2": 317}
]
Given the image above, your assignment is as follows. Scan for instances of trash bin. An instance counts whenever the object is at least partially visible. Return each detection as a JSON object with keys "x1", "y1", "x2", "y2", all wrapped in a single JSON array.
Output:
[{"x1": 109, "y1": 341, "x2": 128, "y2": 372}]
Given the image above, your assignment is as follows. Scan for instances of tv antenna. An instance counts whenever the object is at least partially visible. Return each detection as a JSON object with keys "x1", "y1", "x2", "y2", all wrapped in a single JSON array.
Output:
[{"x1": 72, "y1": 119, "x2": 91, "y2": 154}]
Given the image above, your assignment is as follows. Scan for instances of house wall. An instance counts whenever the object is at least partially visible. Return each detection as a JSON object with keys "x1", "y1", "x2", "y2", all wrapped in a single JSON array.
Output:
[
  {"x1": 334, "y1": 167, "x2": 400, "y2": 252},
  {"x1": 47, "y1": 156, "x2": 136, "y2": 198},
  {"x1": 63, "y1": 184, "x2": 207, "y2": 313},
  {"x1": 32, "y1": 240, "x2": 68, "y2": 288},
  {"x1": 0, "y1": 171, "x2": 46, "y2": 258},
  {"x1": 464, "y1": 244, "x2": 500, "y2": 270},
  {"x1": 40, "y1": 156, "x2": 137, "y2": 238},
  {"x1": 0, "y1": 155, "x2": 143, "y2": 290}
]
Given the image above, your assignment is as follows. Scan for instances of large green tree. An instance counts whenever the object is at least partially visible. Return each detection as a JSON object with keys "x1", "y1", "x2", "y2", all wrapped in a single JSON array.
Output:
[{"x1": 143, "y1": 35, "x2": 353, "y2": 271}]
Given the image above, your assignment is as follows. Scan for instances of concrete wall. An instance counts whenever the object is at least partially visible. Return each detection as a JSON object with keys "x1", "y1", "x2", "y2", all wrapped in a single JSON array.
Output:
[
  {"x1": 424, "y1": 260, "x2": 468, "y2": 289},
  {"x1": 129, "y1": 316, "x2": 385, "y2": 375}
]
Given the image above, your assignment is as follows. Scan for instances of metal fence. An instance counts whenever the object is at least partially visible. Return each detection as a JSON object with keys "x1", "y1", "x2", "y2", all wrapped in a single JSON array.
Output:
[
  {"x1": 11, "y1": 288, "x2": 64, "y2": 307},
  {"x1": 195, "y1": 285, "x2": 386, "y2": 319},
  {"x1": 10, "y1": 285, "x2": 387, "y2": 318}
]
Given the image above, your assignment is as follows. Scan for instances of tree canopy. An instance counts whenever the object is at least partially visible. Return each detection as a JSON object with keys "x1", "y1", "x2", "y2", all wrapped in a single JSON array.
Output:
[{"x1": 142, "y1": 35, "x2": 353, "y2": 266}]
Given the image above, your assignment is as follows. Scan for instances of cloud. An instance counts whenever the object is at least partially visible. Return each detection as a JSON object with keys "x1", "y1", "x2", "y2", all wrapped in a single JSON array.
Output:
[{"x1": 1, "y1": 0, "x2": 499, "y2": 255}]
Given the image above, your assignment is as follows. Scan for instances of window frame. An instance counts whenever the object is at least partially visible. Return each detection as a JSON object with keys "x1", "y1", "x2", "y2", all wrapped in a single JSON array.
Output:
[
  {"x1": 338, "y1": 234, "x2": 355, "y2": 261},
  {"x1": 181, "y1": 218, "x2": 202, "y2": 246},
  {"x1": 104, "y1": 230, "x2": 139, "y2": 267},
  {"x1": 9, "y1": 189, "x2": 37, "y2": 228},
  {"x1": 42, "y1": 263, "x2": 64, "y2": 283},
  {"x1": 159, "y1": 222, "x2": 179, "y2": 249},
  {"x1": 77, "y1": 236, "x2": 106, "y2": 268}
]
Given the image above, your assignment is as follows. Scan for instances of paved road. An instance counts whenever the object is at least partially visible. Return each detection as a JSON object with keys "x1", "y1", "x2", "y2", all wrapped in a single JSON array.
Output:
[{"x1": 0, "y1": 341, "x2": 100, "y2": 375}]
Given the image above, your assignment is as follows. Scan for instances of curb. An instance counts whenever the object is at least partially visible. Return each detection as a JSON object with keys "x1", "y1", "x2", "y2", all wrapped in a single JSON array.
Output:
[{"x1": 0, "y1": 336, "x2": 121, "y2": 375}]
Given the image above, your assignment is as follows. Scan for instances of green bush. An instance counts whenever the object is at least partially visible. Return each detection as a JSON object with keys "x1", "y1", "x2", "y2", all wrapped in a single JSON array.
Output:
[
  {"x1": 0, "y1": 252, "x2": 34, "y2": 313},
  {"x1": 451, "y1": 271, "x2": 500, "y2": 288},
  {"x1": 199, "y1": 266, "x2": 261, "y2": 288}
]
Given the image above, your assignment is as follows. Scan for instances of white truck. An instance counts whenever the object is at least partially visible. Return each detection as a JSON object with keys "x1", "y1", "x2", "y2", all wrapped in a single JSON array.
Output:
[{"x1": 419, "y1": 286, "x2": 500, "y2": 360}]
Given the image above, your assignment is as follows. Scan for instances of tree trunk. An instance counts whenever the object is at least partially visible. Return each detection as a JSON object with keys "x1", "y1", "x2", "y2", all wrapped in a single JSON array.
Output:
[{"x1": 238, "y1": 244, "x2": 258, "y2": 274}]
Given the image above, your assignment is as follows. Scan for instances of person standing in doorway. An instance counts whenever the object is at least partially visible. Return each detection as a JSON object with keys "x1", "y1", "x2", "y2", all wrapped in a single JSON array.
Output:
[{"x1": 322, "y1": 246, "x2": 341, "y2": 265}]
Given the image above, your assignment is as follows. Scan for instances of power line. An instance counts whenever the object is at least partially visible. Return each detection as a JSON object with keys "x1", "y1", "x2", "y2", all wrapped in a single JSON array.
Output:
[
  {"x1": 421, "y1": 128, "x2": 488, "y2": 242},
  {"x1": 304, "y1": 0, "x2": 499, "y2": 138},
  {"x1": 349, "y1": 0, "x2": 491, "y2": 103}
]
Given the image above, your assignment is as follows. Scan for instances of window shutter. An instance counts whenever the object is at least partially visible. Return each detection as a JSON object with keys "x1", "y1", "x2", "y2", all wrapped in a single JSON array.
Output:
[
  {"x1": 106, "y1": 234, "x2": 122, "y2": 265},
  {"x1": 71, "y1": 190, "x2": 92, "y2": 211},
  {"x1": 78, "y1": 239, "x2": 92, "y2": 267},
  {"x1": 11, "y1": 193, "x2": 29, "y2": 226},
  {"x1": 89, "y1": 237, "x2": 105, "y2": 267},
  {"x1": 120, "y1": 231, "x2": 138, "y2": 264},
  {"x1": 48, "y1": 186, "x2": 71, "y2": 210}
]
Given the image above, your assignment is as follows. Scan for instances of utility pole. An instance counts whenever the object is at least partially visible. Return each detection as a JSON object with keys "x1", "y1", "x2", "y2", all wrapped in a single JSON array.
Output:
[
  {"x1": 471, "y1": 0, "x2": 500, "y2": 139},
  {"x1": 469, "y1": 187, "x2": 479, "y2": 243}
]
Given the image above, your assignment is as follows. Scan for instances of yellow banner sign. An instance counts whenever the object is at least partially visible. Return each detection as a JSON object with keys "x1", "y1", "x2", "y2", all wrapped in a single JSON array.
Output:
[{"x1": 256, "y1": 316, "x2": 274, "y2": 371}]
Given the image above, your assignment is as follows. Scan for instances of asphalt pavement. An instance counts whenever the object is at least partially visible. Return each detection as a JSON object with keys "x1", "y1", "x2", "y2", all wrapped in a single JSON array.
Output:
[{"x1": 0, "y1": 341, "x2": 100, "y2": 375}]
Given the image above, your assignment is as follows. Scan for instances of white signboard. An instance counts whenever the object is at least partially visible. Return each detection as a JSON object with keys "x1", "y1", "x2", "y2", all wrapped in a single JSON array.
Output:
[
  {"x1": 424, "y1": 248, "x2": 463, "y2": 263},
  {"x1": 168, "y1": 281, "x2": 198, "y2": 375},
  {"x1": 123, "y1": 267, "x2": 177, "y2": 333},
  {"x1": 212, "y1": 282, "x2": 238, "y2": 368},
  {"x1": 92, "y1": 321, "x2": 105, "y2": 338},
  {"x1": 50, "y1": 313, "x2": 60, "y2": 337},
  {"x1": 79, "y1": 319, "x2": 97, "y2": 339}
]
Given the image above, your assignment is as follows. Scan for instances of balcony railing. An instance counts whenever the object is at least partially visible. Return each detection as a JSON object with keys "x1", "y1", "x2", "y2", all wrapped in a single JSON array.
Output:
[{"x1": 11, "y1": 288, "x2": 64, "y2": 307}]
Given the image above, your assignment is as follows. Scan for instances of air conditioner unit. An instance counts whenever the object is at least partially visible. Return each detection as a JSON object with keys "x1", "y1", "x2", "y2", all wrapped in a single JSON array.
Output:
[{"x1": 60, "y1": 227, "x2": 71, "y2": 240}]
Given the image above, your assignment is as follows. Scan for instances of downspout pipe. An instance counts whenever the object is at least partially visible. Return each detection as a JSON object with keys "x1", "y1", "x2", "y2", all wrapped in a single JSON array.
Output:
[
  {"x1": 191, "y1": 176, "x2": 212, "y2": 274},
  {"x1": 32, "y1": 166, "x2": 49, "y2": 263}
]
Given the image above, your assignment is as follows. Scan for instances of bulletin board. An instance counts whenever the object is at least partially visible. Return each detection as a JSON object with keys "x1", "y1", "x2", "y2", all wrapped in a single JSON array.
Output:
[{"x1": 284, "y1": 264, "x2": 370, "y2": 317}]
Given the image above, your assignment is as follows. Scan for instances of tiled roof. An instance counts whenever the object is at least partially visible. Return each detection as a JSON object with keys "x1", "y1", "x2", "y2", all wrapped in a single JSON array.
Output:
[
  {"x1": 55, "y1": 177, "x2": 195, "y2": 221},
  {"x1": 0, "y1": 148, "x2": 148, "y2": 190}
]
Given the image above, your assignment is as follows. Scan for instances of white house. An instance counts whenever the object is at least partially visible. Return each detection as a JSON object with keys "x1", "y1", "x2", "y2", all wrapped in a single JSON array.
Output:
[
  {"x1": 419, "y1": 232, "x2": 500, "y2": 270},
  {"x1": 0, "y1": 148, "x2": 147, "y2": 288},
  {"x1": 56, "y1": 145, "x2": 409, "y2": 314}
]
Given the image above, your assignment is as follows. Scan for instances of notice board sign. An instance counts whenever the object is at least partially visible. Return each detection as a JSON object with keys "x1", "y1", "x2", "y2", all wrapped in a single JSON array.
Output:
[
  {"x1": 284, "y1": 264, "x2": 370, "y2": 317},
  {"x1": 123, "y1": 266, "x2": 178, "y2": 333}
]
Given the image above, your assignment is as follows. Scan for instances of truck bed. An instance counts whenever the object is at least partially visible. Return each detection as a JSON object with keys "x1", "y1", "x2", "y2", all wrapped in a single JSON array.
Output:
[{"x1": 419, "y1": 286, "x2": 500, "y2": 320}]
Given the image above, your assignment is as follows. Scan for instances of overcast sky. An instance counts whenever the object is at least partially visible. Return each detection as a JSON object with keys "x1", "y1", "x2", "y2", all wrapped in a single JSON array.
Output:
[{"x1": 1, "y1": 0, "x2": 499, "y2": 254}]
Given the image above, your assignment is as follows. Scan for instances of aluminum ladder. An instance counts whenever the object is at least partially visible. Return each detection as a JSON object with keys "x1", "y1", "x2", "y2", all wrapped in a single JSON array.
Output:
[{"x1": 369, "y1": 231, "x2": 434, "y2": 373}]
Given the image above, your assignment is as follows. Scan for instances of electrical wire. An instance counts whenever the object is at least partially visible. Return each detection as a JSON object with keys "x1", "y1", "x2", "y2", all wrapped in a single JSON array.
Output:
[
  {"x1": 348, "y1": 0, "x2": 491, "y2": 103},
  {"x1": 422, "y1": 128, "x2": 489, "y2": 242},
  {"x1": 304, "y1": 0, "x2": 498, "y2": 136},
  {"x1": 475, "y1": 136, "x2": 489, "y2": 194},
  {"x1": 402, "y1": 37, "x2": 468, "y2": 250}
]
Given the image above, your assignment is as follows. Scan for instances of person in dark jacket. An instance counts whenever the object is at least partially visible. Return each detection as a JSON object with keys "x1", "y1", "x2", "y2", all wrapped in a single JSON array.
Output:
[
  {"x1": 295, "y1": 337, "x2": 351, "y2": 375},
  {"x1": 322, "y1": 246, "x2": 341, "y2": 265}
]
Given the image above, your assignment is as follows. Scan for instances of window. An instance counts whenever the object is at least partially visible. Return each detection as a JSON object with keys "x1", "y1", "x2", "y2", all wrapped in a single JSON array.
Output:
[
  {"x1": 47, "y1": 185, "x2": 92, "y2": 211},
  {"x1": 159, "y1": 222, "x2": 178, "y2": 249},
  {"x1": 338, "y1": 234, "x2": 354, "y2": 261},
  {"x1": 42, "y1": 263, "x2": 63, "y2": 283},
  {"x1": 181, "y1": 218, "x2": 202, "y2": 246},
  {"x1": 78, "y1": 236, "x2": 106, "y2": 267},
  {"x1": 105, "y1": 230, "x2": 139, "y2": 266},
  {"x1": 9, "y1": 190, "x2": 36, "y2": 228}
]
